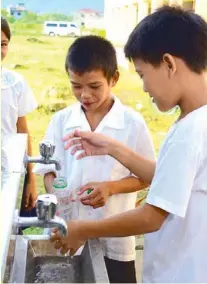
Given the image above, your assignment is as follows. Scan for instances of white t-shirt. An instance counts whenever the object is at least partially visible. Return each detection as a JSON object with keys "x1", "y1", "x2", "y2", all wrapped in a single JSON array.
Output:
[
  {"x1": 143, "y1": 105, "x2": 207, "y2": 283},
  {"x1": 34, "y1": 96, "x2": 155, "y2": 261},
  {"x1": 1, "y1": 67, "x2": 37, "y2": 135}
]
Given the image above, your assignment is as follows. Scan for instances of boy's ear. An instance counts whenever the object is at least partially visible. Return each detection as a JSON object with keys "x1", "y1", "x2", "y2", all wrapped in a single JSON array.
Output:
[
  {"x1": 111, "y1": 70, "x2": 120, "y2": 87},
  {"x1": 163, "y1": 54, "x2": 177, "y2": 78}
]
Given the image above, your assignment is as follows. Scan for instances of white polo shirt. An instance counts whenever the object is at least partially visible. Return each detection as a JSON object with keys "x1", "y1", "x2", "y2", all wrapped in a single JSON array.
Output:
[
  {"x1": 34, "y1": 96, "x2": 155, "y2": 261},
  {"x1": 143, "y1": 105, "x2": 207, "y2": 282},
  {"x1": 1, "y1": 67, "x2": 37, "y2": 135}
]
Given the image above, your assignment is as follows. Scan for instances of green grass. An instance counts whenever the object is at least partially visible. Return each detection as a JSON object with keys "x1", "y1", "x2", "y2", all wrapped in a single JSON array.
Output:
[{"x1": 3, "y1": 35, "x2": 178, "y2": 233}]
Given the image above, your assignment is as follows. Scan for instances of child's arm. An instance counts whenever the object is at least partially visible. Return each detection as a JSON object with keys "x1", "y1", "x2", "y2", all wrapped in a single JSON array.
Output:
[
  {"x1": 109, "y1": 176, "x2": 148, "y2": 194},
  {"x1": 51, "y1": 203, "x2": 169, "y2": 255},
  {"x1": 44, "y1": 172, "x2": 56, "y2": 193},
  {"x1": 78, "y1": 177, "x2": 148, "y2": 208},
  {"x1": 17, "y1": 116, "x2": 37, "y2": 210},
  {"x1": 16, "y1": 75, "x2": 37, "y2": 210}
]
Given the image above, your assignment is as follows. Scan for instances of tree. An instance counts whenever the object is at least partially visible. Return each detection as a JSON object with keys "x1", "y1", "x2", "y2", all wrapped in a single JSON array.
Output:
[
  {"x1": 1, "y1": 8, "x2": 8, "y2": 17},
  {"x1": 1, "y1": 9, "x2": 16, "y2": 23},
  {"x1": 38, "y1": 13, "x2": 73, "y2": 23},
  {"x1": 19, "y1": 11, "x2": 38, "y2": 23}
]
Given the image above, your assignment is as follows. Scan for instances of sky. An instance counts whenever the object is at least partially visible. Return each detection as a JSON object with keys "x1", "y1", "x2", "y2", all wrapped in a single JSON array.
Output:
[{"x1": 2, "y1": 0, "x2": 104, "y2": 14}]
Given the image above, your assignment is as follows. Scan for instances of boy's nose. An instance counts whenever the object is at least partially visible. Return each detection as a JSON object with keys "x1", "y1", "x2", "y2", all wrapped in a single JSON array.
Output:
[{"x1": 81, "y1": 90, "x2": 91, "y2": 99}]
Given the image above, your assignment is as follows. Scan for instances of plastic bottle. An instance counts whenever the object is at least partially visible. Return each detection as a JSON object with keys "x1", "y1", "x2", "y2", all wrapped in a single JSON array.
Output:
[{"x1": 52, "y1": 177, "x2": 72, "y2": 221}]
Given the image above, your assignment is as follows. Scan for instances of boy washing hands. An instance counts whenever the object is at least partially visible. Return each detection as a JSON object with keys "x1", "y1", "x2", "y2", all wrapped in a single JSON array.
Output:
[{"x1": 34, "y1": 35, "x2": 155, "y2": 283}]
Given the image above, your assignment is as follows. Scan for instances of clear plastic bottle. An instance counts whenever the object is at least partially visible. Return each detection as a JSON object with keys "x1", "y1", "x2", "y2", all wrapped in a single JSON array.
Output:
[{"x1": 52, "y1": 177, "x2": 72, "y2": 221}]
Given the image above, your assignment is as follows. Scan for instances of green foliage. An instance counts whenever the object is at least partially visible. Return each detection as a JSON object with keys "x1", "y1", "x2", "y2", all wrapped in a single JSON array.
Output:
[
  {"x1": 82, "y1": 27, "x2": 106, "y2": 38},
  {"x1": 1, "y1": 8, "x2": 8, "y2": 17},
  {"x1": 11, "y1": 22, "x2": 42, "y2": 36},
  {"x1": 18, "y1": 11, "x2": 38, "y2": 23},
  {"x1": 1, "y1": 9, "x2": 16, "y2": 23},
  {"x1": 17, "y1": 11, "x2": 73, "y2": 24},
  {"x1": 2, "y1": 10, "x2": 73, "y2": 36},
  {"x1": 37, "y1": 13, "x2": 73, "y2": 22}
]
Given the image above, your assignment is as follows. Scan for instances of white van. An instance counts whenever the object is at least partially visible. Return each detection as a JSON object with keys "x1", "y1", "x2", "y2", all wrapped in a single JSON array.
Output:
[{"x1": 43, "y1": 21, "x2": 80, "y2": 37}]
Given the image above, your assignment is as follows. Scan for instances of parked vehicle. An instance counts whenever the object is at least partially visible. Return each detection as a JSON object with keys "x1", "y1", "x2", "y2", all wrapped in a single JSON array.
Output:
[{"x1": 43, "y1": 21, "x2": 80, "y2": 37}]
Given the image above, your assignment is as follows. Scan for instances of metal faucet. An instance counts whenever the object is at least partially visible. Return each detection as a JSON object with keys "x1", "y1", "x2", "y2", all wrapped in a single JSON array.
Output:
[
  {"x1": 15, "y1": 194, "x2": 68, "y2": 236},
  {"x1": 25, "y1": 141, "x2": 61, "y2": 171}
]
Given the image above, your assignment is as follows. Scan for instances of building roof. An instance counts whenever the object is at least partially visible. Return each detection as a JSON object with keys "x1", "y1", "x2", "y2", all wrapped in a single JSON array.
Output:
[
  {"x1": 77, "y1": 8, "x2": 102, "y2": 15},
  {"x1": 8, "y1": 4, "x2": 26, "y2": 11}
]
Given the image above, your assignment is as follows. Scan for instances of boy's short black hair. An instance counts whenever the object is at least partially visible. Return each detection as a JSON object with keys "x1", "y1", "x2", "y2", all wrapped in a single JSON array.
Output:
[
  {"x1": 65, "y1": 35, "x2": 118, "y2": 81},
  {"x1": 124, "y1": 5, "x2": 207, "y2": 73},
  {"x1": 1, "y1": 17, "x2": 11, "y2": 41}
]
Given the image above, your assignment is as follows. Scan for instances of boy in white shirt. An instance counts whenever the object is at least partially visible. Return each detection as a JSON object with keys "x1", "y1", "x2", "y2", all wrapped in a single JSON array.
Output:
[
  {"x1": 1, "y1": 17, "x2": 37, "y2": 214},
  {"x1": 51, "y1": 6, "x2": 207, "y2": 283},
  {"x1": 34, "y1": 35, "x2": 155, "y2": 283}
]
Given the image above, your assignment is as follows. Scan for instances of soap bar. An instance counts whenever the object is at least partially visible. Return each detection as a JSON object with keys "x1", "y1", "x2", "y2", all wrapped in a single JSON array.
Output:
[{"x1": 86, "y1": 188, "x2": 93, "y2": 194}]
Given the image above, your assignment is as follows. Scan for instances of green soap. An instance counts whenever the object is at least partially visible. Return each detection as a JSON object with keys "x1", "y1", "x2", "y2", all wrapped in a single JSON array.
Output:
[{"x1": 86, "y1": 188, "x2": 93, "y2": 194}]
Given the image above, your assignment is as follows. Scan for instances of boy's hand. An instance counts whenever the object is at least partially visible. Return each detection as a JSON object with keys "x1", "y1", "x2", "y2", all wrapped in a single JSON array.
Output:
[
  {"x1": 63, "y1": 130, "x2": 115, "y2": 159},
  {"x1": 24, "y1": 177, "x2": 37, "y2": 211},
  {"x1": 50, "y1": 220, "x2": 87, "y2": 255},
  {"x1": 77, "y1": 182, "x2": 111, "y2": 209}
]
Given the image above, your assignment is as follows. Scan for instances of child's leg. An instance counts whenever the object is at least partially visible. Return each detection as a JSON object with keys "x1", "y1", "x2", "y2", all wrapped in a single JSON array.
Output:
[{"x1": 104, "y1": 257, "x2": 137, "y2": 283}]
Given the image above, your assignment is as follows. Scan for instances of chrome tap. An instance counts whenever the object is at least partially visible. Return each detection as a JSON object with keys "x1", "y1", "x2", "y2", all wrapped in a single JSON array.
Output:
[
  {"x1": 25, "y1": 141, "x2": 61, "y2": 171},
  {"x1": 15, "y1": 194, "x2": 68, "y2": 236}
]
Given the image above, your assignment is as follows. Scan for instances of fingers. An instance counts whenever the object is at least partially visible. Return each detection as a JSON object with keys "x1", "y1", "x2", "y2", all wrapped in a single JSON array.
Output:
[
  {"x1": 80, "y1": 188, "x2": 98, "y2": 202},
  {"x1": 31, "y1": 199, "x2": 36, "y2": 209},
  {"x1": 52, "y1": 227, "x2": 59, "y2": 234},
  {"x1": 23, "y1": 195, "x2": 34, "y2": 211},
  {"x1": 81, "y1": 194, "x2": 104, "y2": 208},
  {"x1": 78, "y1": 182, "x2": 99, "y2": 195},
  {"x1": 77, "y1": 187, "x2": 87, "y2": 195},
  {"x1": 90, "y1": 195, "x2": 104, "y2": 207},
  {"x1": 78, "y1": 183, "x2": 94, "y2": 195},
  {"x1": 76, "y1": 151, "x2": 87, "y2": 160},
  {"x1": 71, "y1": 145, "x2": 84, "y2": 155},
  {"x1": 24, "y1": 194, "x2": 29, "y2": 209},
  {"x1": 63, "y1": 130, "x2": 91, "y2": 150},
  {"x1": 50, "y1": 230, "x2": 61, "y2": 243},
  {"x1": 93, "y1": 203, "x2": 104, "y2": 209},
  {"x1": 26, "y1": 193, "x2": 37, "y2": 211},
  {"x1": 79, "y1": 187, "x2": 94, "y2": 197},
  {"x1": 79, "y1": 187, "x2": 106, "y2": 207},
  {"x1": 62, "y1": 129, "x2": 81, "y2": 141},
  {"x1": 60, "y1": 244, "x2": 70, "y2": 255},
  {"x1": 50, "y1": 231, "x2": 82, "y2": 256},
  {"x1": 64, "y1": 140, "x2": 85, "y2": 157},
  {"x1": 77, "y1": 187, "x2": 90, "y2": 195},
  {"x1": 54, "y1": 240, "x2": 63, "y2": 250},
  {"x1": 70, "y1": 248, "x2": 78, "y2": 256},
  {"x1": 82, "y1": 200, "x2": 104, "y2": 208},
  {"x1": 51, "y1": 232, "x2": 69, "y2": 252},
  {"x1": 64, "y1": 138, "x2": 82, "y2": 151}
]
